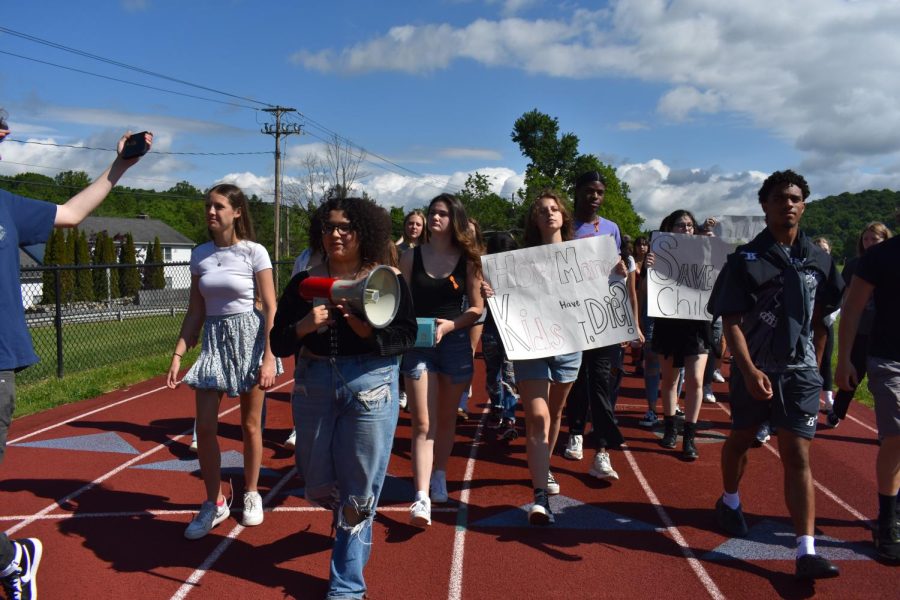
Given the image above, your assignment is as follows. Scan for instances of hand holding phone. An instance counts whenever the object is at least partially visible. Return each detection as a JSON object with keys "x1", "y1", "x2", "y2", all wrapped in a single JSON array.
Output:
[{"x1": 120, "y1": 131, "x2": 151, "y2": 159}]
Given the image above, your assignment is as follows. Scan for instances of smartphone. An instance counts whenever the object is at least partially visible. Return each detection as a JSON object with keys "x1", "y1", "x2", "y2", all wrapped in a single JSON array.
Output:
[{"x1": 121, "y1": 131, "x2": 150, "y2": 159}]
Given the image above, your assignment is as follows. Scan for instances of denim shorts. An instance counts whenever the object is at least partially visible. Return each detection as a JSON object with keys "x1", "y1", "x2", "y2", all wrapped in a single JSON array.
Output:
[
  {"x1": 513, "y1": 352, "x2": 582, "y2": 384},
  {"x1": 401, "y1": 328, "x2": 473, "y2": 384}
]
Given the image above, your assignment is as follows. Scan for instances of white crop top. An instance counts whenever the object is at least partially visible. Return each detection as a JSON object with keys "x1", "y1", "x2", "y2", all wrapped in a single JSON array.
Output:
[{"x1": 190, "y1": 240, "x2": 273, "y2": 316}]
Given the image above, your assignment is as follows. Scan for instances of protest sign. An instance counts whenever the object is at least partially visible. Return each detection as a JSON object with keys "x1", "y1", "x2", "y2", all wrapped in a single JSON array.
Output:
[
  {"x1": 646, "y1": 232, "x2": 732, "y2": 321},
  {"x1": 713, "y1": 215, "x2": 767, "y2": 244},
  {"x1": 481, "y1": 236, "x2": 638, "y2": 360}
]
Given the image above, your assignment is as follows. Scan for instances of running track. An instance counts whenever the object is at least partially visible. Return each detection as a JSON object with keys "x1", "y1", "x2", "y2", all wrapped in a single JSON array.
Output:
[{"x1": 2, "y1": 359, "x2": 898, "y2": 599}]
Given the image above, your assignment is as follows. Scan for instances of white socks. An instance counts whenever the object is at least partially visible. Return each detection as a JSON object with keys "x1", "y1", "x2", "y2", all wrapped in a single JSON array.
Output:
[
  {"x1": 796, "y1": 535, "x2": 816, "y2": 557},
  {"x1": 722, "y1": 491, "x2": 741, "y2": 510}
]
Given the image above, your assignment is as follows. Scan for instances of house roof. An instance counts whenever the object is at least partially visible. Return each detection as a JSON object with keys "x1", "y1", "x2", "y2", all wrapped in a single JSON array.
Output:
[
  {"x1": 19, "y1": 247, "x2": 39, "y2": 268},
  {"x1": 79, "y1": 216, "x2": 196, "y2": 246}
]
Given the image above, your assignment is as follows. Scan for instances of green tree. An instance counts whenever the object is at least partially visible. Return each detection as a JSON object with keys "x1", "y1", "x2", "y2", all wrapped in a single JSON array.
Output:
[
  {"x1": 61, "y1": 228, "x2": 76, "y2": 303},
  {"x1": 146, "y1": 236, "x2": 166, "y2": 290},
  {"x1": 511, "y1": 109, "x2": 644, "y2": 238},
  {"x1": 41, "y1": 228, "x2": 63, "y2": 305},
  {"x1": 74, "y1": 228, "x2": 94, "y2": 301},
  {"x1": 54, "y1": 170, "x2": 91, "y2": 194},
  {"x1": 105, "y1": 235, "x2": 121, "y2": 300},
  {"x1": 119, "y1": 232, "x2": 141, "y2": 298},
  {"x1": 456, "y1": 172, "x2": 525, "y2": 233},
  {"x1": 92, "y1": 231, "x2": 109, "y2": 300}
]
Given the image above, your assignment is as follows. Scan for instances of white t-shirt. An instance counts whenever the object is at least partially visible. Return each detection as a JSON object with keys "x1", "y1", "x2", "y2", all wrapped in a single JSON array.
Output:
[
  {"x1": 190, "y1": 240, "x2": 273, "y2": 316},
  {"x1": 625, "y1": 255, "x2": 636, "y2": 273}
]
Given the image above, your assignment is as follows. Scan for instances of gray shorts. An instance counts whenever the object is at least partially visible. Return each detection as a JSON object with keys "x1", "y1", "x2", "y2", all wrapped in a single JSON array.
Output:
[
  {"x1": 0, "y1": 371, "x2": 15, "y2": 465},
  {"x1": 867, "y1": 357, "x2": 900, "y2": 438}
]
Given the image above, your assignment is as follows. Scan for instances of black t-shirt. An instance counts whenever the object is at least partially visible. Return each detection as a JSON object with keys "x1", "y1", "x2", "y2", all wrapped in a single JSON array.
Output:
[
  {"x1": 270, "y1": 270, "x2": 417, "y2": 358},
  {"x1": 841, "y1": 256, "x2": 875, "y2": 335},
  {"x1": 855, "y1": 235, "x2": 900, "y2": 362}
]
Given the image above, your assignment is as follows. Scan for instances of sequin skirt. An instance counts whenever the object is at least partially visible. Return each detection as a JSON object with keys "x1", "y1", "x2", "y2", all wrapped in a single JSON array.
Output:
[{"x1": 183, "y1": 309, "x2": 283, "y2": 397}]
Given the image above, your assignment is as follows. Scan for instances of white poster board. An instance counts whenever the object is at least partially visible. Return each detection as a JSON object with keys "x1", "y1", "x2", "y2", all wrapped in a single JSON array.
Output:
[
  {"x1": 713, "y1": 215, "x2": 766, "y2": 244},
  {"x1": 646, "y1": 232, "x2": 732, "y2": 321},
  {"x1": 481, "y1": 236, "x2": 638, "y2": 360}
]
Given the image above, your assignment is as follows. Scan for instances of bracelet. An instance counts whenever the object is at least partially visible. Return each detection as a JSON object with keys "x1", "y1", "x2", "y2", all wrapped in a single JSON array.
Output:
[{"x1": 173, "y1": 352, "x2": 183, "y2": 358}]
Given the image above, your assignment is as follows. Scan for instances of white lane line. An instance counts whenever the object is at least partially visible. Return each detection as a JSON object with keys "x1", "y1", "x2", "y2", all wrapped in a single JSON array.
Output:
[
  {"x1": 169, "y1": 467, "x2": 298, "y2": 600},
  {"x1": 8, "y1": 385, "x2": 168, "y2": 444},
  {"x1": 0, "y1": 505, "x2": 458, "y2": 522},
  {"x1": 447, "y1": 405, "x2": 489, "y2": 600},
  {"x1": 3, "y1": 380, "x2": 294, "y2": 537},
  {"x1": 717, "y1": 403, "x2": 874, "y2": 525},
  {"x1": 622, "y1": 448, "x2": 726, "y2": 600},
  {"x1": 844, "y1": 412, "x2": 878, "y2": 435}
]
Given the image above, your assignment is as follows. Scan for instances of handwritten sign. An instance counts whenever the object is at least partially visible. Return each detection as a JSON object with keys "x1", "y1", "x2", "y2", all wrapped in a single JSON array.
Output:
[
  {"x1": 713, "y1": 215, "x2": 766, "y2": 244},
  {"x1": 647, "y1": 232, "x2": 731, "y2": 321},
  {"x1": 481, "y1": 236, "x2": 638, "y2": 360}
]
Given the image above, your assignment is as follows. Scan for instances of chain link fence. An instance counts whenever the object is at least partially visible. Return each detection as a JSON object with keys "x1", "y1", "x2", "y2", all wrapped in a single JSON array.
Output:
[{"x1": 19, "y1": 260, "x2": 294, "y2": 384}]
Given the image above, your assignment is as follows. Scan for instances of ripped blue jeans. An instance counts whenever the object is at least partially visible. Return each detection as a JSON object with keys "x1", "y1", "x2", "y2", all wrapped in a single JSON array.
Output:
[{"x1": 292, "y1": 354, "x2": 400, "y2": 600}]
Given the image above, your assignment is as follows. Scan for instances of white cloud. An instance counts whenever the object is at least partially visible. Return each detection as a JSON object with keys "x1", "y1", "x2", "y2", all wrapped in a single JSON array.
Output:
[
  {"x1": 617, "y1": 159, "x2": 767, "y2": 229},
  {"x1": 438, "y1": 147, "x2": 503, "y2": 160},
  {"x1": 617, "y1": 121, "x2": 649, "y2": 131},
  {"x1": 290, "y1": 1, "x2": 900, "y2": 178}
]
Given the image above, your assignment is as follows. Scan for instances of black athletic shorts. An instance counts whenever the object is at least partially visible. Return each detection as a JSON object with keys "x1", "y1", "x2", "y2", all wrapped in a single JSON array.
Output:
[{"x1": 729, "y1": 367, "x2": 821, "y2": 440}]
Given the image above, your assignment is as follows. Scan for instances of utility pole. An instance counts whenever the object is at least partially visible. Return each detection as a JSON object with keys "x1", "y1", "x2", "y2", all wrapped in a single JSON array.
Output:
[{"x1": 262, "y1": 107, "x2": 301, "y2": 290}]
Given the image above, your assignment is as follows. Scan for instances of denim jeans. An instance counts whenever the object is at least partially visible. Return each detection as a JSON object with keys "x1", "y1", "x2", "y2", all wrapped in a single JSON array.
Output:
[
  {"x1": 481, "y1": 324, "x2": 517, "y2": 419},
  {"x1": 292, "y1": 354, "x2": 400, "y2": 600}
]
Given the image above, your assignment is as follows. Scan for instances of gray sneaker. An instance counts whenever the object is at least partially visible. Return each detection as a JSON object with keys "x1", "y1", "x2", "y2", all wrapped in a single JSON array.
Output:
[
  {"x1": 546, "y1": 471, "x2": 560, "y2": 495},
  {"x1": 185, "y1": 498, "x2": 231, "y2": 539}
]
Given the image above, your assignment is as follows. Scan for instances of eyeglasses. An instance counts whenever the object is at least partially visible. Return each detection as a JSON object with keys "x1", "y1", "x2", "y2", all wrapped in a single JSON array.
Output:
[{"x1": 322, "y1": 222, "x2": 354, "y2": 235}]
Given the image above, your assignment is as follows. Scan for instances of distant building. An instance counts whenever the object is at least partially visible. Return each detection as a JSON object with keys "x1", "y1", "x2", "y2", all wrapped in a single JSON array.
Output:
[{"x1": 19, "y1": 215, "x2": 198, "y2": 307}]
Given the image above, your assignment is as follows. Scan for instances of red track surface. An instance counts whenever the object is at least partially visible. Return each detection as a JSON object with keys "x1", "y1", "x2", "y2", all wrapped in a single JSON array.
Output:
[{"x1": 2, "y1": 358, "x2": 898, "y2": 599}]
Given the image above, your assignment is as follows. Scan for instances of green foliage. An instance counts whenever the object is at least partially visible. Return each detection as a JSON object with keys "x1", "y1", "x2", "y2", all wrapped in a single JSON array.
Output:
[
  {"x1": 511, "y1": 109, "x2": 644, "y2": 238},
  {"x1": 74, "y1": 229, "x2": 94, "y2": 301},
  {"x1": 105, "y1": 236, "x2": 120, "y2": 299},
  {"x1": 389, "y1": 206, "x2": 406, "y2": 240},
  {"x1": 146, "y1": 236, "x2": 166, "y2": 290},
  {"x1": 803, "y1": 189, "x2": 900, "y2": 261},
  {"x1": 119, "y1": 232, "x2": 141, "y2": 298},
  {"x1": 92, "y1": 231, "x2": 109, "y2": 300},
  {"x1": 54, "y1": 170, "x2": 91, "y2": 192},
  {"x1": 41, "y1": 229, "x2": 62, "y2": 305},
  {"x1": 456, "y1": 172, "x2": 526, "y2": 234},
  {"x1": 61, "y1": 229, "x2": 76, "y2": 303}
]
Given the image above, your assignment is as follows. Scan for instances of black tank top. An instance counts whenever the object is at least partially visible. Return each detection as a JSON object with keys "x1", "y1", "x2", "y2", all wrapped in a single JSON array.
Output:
[{"x1": 409, "y1": 246, "x2": 467, "y2": 319}]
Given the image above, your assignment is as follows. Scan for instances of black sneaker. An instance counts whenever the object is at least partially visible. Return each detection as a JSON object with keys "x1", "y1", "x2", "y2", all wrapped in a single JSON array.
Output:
[
  {"x1": 500, "y1": 418, "x2": 518, "y2": 441},
  {"x1": 486, "y1": 410, "x2": 503, "y2": 430},
  {"x1": 1, "y1": 538, "x2": 42, "y2": 600},
  {"x1": 715, "y1": 497, "x2": 749, "y2": 537},
  {"x1": 795, "y1": 554, "x2": 840, "y2": 580},
  {"x1": 825, "y1": 411, "x2": 840, "y2": 429},
  {"x1": 874, "y1": 520, "x2": 900, "y2": 563},
  {"x1": 528, "y1": 489, "x2": 555, "y2": 525}
]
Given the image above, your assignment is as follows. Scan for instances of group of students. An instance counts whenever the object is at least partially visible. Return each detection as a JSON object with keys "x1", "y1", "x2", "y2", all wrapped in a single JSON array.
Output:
[
  {"x1": 2, "y1": 118, "x2": 898, "y2": 599},
  {"x1": 157, "y1": 170, "x2": 900, "y2": 596}
]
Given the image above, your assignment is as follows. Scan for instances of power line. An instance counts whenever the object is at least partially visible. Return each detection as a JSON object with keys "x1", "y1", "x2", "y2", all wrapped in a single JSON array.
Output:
[
  {"x1": 4, "y1": 138, "x2": 272, "y2": 156},
  {"x1": 0, "y1": 27, "x2": 272, "y2": 109},
  {"x1": 0, "y1": 50, "x2": 260, "y2": 111}
]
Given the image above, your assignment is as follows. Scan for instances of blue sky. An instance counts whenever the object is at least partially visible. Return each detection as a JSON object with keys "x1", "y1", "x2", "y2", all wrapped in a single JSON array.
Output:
[{"x1": 2, "y1": 0, "x2": 898, "y2": 228}]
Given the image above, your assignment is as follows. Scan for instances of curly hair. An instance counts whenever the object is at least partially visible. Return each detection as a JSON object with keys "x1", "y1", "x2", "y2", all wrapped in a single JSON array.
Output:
[
  {"x1": 523, "y1": 189, "x2": 574, "y2": 247},
  {"x1": 312, "y1": 197, "x2": 393, "y2": 267},
  {"x1": 758, "y1": 170, "x2": 810, "y2": 204},
  {"x1": 857, "y1": 221, "x2": 893, "y2": 256},
  {"x1": 206, "y1": 183, "x2": 256, "y2": 242},
  {"x1": 424, "y1": 193, "x2": 484, "y2": 275}
]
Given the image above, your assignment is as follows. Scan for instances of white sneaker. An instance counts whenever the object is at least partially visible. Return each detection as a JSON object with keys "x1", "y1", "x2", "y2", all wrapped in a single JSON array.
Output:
[
  {"x1": 185, "y1": 497, "x2": 231, "y2": 539},
  {"x1": 242, "y1": 491, "x2": 264, "y2": 526},
  {"x1": 564, "y1": 434, "x2": 584, "y2": 460},
  {"x1": 189, "y1": 434, "x2": 198, "y2": 452},
  {"x1": 589, "y1": 451, "x2": 619, "y2": 480},
  {"x1": 283, "y1": 429, "x2": 296, "y2": 450},
  {"x1": 430, "y1": 470, "x2": 449, "y2": 503},
  {"x1": 704, "y1": 391, "x2": 717, "y2": 403},
  {"x1": 712, "y1": 369, "x2": 725, "y2": 383},
  {"x1": 546, "y1": 471, "x2": 560, "y2": 495},
  {"x1": 409, "y1": 497, "x2": 432, "y2": 527},
  {"x1": 399, "y1": 391, "x2": 408, "y2": 410}
]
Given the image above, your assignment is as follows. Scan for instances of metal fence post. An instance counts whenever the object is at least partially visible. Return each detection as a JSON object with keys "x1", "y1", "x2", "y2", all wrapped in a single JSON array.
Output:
[{"x1": 54, "y1": 266, "x2": 64, "y2": 378}]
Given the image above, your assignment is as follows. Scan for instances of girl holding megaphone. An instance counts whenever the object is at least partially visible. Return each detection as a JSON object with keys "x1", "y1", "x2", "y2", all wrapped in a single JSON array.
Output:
[{"x1": 270, "y1": 196, "x2": 416, "y2": 600}]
